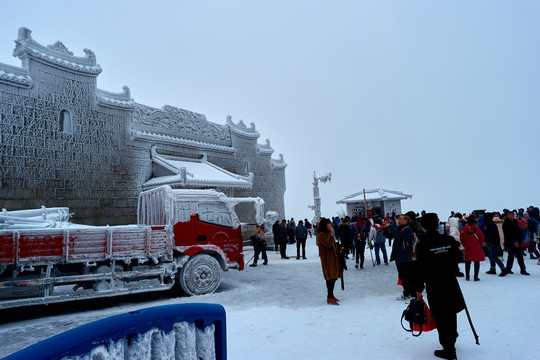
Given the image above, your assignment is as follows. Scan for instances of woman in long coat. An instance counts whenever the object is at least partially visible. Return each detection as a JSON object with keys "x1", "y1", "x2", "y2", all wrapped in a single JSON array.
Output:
[
  {"x1": 317, "y1": 217, "x2": 342, "y2": 305},
  {"x1": 460, "y1": 216, "x2": 485, "y2": 281}
]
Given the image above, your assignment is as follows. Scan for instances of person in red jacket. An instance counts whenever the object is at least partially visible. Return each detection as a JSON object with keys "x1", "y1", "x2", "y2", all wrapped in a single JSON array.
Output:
[{"x1": 460, "y1": 216, "x2": 485, "y2": 281}]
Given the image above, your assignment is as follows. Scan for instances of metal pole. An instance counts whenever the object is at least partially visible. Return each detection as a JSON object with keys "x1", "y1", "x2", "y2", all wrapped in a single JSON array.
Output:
[{"x1": 363, "y1": 189, "x2": 367, "y2": 219}]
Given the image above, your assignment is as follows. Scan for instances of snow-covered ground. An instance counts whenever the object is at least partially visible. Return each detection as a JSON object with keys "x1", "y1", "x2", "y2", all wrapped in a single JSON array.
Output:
[{"x1": 0, "y1": 239, "x2": 538, "y2": 359}]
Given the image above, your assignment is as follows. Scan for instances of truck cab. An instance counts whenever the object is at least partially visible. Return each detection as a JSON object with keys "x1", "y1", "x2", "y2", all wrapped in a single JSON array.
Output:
[{"x1": 138, "y1": 185, "x2": 264, "y2": 295}]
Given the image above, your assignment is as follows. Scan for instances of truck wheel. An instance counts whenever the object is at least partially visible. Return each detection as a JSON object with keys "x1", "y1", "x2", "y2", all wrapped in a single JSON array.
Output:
[
  {"x1": 93, "y1": 280, "x2": 110, "y2": 291},
  {"x1": 178, "y1": 254, "x2": 222, "y2": 296},
  {"x1": 93, "y1": 265, "x2": 112, "y2": 291}
]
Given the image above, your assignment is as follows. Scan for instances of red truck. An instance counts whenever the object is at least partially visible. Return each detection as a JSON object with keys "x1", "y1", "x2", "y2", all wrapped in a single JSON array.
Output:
[{"x1": 0, "y1": 185, "x2": 264, "y2": 309}]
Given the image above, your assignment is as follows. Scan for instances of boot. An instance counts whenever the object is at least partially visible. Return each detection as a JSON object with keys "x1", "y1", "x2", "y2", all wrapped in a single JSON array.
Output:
[
  {"x1": 486, "y1": 269, "x2": 496, "y2": 275},
  {"x1": 327, "y1": 297, "x2": 339, "y2": 305},
  {"x1": 249, "y1": 263, "x2": 257, "y2": 267},
  {"x1": 434, "y1": 349, "x2": 457, "y2": 360},
  {"x1": 499, "y1": 268, "x2": 508, "y2": 277}
]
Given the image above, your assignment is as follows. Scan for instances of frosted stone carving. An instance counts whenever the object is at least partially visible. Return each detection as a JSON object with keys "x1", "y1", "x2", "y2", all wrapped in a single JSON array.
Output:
[{"x1": 133, "y1": 104, "x2": 230, "y2": 144}]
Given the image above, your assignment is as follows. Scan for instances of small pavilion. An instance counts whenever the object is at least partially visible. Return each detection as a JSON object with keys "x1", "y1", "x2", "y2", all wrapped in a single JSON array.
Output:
[{"x1": 336, "y1": 189, "x2": 412, "y2": 218}]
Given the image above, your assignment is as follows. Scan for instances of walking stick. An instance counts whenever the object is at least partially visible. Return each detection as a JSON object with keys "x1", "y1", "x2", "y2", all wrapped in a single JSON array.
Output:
[
  {"x1": 459, "y1": 283, "x2": 480, "y2": 345},
  {"x1": 463, "y1": 300, "x2": 480, "y2": 345},
  {"x1": 245, "y1": 253, "x2": 255, "y2": 266},
  {"x1": 368, "y1": 241, "x2": 376, "y2": 267}
]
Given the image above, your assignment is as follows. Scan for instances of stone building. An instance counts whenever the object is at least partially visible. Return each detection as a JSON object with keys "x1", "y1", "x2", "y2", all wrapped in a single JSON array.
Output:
[
  {"x1": 0, "y1": 28, "x2": 286, "y2": 225},
  {"x1": 336, "y1": 189, "x2": 412, "y2": 218}
]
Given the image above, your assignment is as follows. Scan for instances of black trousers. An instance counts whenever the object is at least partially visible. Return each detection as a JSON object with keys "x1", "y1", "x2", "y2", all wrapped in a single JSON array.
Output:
[
  {"x1": 465, "y1": 261, "x2": 480, "y2": 279},
  {"x1": 355, "y1": 240, "x2": 366, "y2": 266},
  {"x1": 433, "y1": 310, "x2": 458, "y2": 353},
  {"x1": 396, "y1": 261, "x2": 416, "y2": 297},
  {"x1": 506, "y1": 245, "x2": 526, "y2": 272},
  {"x1": 279, "y1": 238, "x2": 288, "y2": 258},
  {"x1": 253, "y1": 245, "x2": 267, "y2": 264},
  {"x1": 326, "y1": 278, "x2": 337, "y2": 298},
  {"x1": 296, "y1": 238, "x2": 306, "y2": 258}
]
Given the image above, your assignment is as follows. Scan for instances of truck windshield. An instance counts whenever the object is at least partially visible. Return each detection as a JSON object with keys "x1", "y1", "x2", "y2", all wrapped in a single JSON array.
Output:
[{"x1": 198, "y1": 202, "x2": 233, "y2": 228}]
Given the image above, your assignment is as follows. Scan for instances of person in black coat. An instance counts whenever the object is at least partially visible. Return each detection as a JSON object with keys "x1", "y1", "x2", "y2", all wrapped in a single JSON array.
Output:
[
  {"x1": 272, "y1": 220, "x2": 280, "y2": 253},
  {"x1": 502, "y1": 212, "x2": 529, "y2": 275},
  {"x1": 385, "y1": 215, "x2": 417, "y2": 300},
  {"x1": 526, "y1": 207, "x2": 540, "y2": 260},
  {"x1": 277, "y1": 219, "x2": 289, "y2": 259},
  {"x1": 415, "y1": 213, "x2": 465, "y2": 360}
]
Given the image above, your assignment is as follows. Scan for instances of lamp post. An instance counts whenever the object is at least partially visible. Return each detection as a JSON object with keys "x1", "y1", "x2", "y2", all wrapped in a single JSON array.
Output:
[{"x1": 308, "y1": 171, "x2": 331, "y2": 222}]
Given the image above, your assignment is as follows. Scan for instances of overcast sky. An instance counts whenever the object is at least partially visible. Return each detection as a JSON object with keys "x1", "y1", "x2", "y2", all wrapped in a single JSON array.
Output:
[{"x1": 1, "y1": 1, "x2": 539, "y2": 220}]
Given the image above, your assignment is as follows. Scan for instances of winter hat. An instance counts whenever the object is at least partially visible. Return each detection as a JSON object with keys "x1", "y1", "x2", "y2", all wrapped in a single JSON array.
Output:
[
  {"x1": 420, "y1": 213, "x2": 439, "y2": 231},
  {"x1": 405, "y1": 211, "x2": 417, "y2": 220}
]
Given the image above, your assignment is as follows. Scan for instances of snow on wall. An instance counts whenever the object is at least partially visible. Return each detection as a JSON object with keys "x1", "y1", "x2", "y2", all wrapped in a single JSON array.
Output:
[
  {"x1": 61, "y1": 322, "x2": 215, "y2": 360},
  {"x1": 0, "y1": 27, "x2": 286, "y2": 227}
]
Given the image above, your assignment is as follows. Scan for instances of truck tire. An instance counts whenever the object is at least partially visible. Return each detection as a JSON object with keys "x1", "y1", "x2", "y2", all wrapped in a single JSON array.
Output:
[{"x1": 178, "y1": 254, "x2": 222, "y2": 296}]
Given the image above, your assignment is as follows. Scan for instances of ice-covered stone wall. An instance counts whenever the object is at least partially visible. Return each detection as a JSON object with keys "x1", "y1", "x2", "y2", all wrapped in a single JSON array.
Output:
[{"x1": 0, "y1": 27, "x2": 286, "y2": 225}]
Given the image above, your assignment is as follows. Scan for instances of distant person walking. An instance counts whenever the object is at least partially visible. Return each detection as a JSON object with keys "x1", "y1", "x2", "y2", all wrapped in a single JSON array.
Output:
[
  {"x1": 503, "y1": 212, "x2": 529, "y2": 275},
  {"x1": 370, "y1": 219, "x2": 388, "y2": 265},
  {"x1": 526, "y1": 207, "x2": 540, "y2": 261},
  {"x1": 448, "y1": 217, "x2": 465, "y2": 277},
  {"x1": 277, "y1": 219, "x2": 289, "y2": 259},
  {"x1": 460, "y1": 216, "x2": 485, "y2": 281},
  {"x1": 384, "y1": 214, "x2": 417, "y2": 300},
  {"x1": 272, "y1": 220, "x2": 280, "y2": 253},
  {"x1": 295, "y1": 220, "x2": 308, "y2": 259},
  {"x1": 483, "y1": 212, "x2": 506, "y2": 275},
  {"x1": 351, "y1": 218, "x2": 369, "y2": 269},
  {"x1": 305, "y1": 218, "x2": 313, "y2": 238},
  {"x1": 317, "y1": 218, "x2": 342, "y2": 305},
  {"x1": 249, "y1": 224, "x2": 268, "y2": 267}
]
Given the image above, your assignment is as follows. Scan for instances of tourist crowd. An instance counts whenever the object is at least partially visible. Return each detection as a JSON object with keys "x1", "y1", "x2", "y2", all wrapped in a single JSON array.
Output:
[{"x1": 249, "y1": 206, "x2": 540, "y2": 360}]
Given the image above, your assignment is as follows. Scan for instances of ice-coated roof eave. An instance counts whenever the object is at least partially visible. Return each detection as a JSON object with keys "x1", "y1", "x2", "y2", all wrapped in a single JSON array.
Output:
[
  {"x1": 336, "y1": 196, "x2": 411, "y2": 204},
  {"x1": 336, "y1": 189, "x2": 412, "y2": 204},
  {"x1": 142, "y1": 175, "x2": 252, "y2": 190},
  {"x1": 143, "y1": 147, "x2": 253, "y2": 190}
]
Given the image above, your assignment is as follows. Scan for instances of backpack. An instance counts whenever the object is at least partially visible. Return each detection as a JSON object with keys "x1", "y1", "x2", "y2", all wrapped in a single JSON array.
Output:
[
  {"x1": 402, "y1": 226, "x2": 418, "y2": 259},
  {"x1": 375, "y1": 228, "x2": 385, "y2": 245},
  {"x1": 354, "y1": 225, "x2": 367, "y2": 242},
  {"x1": 530, "y1": 218, "x2": 540, "y2": 242}
]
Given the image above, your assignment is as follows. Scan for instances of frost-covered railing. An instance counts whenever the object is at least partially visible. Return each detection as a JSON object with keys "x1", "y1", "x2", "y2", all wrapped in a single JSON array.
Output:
[{"x1": 3, "y1": 303, "x2": 226, "y2": 360}]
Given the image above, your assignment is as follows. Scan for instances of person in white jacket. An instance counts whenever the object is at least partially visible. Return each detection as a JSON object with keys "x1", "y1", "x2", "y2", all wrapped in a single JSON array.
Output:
[
  {"x1": 369, "y1": 220, "x2": 388, "y2": 265},
  {"x1": 448, "y1": 217, "x2": 465, "y2": 277}
]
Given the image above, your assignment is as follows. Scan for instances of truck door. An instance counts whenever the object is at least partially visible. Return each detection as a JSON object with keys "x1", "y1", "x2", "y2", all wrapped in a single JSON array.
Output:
[
  {"x1": 173, "y1": 201, "x2": 196, "y2": 246},
  {"x1": 195, "y1": 202, "x2": 242, "y2": 263}
]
